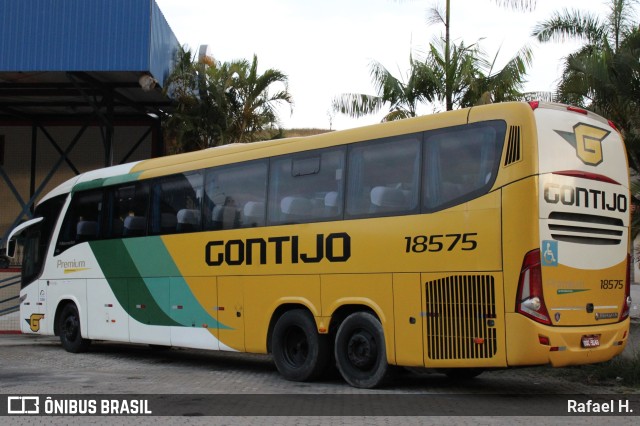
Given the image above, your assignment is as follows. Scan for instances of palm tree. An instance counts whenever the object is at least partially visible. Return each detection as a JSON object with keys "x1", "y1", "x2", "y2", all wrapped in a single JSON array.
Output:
[
  {"x1": 163, "y1": 47, "x2": 293, "y2": 152},
  {"x1": 221, "y1": 55, "x2": 293, "y2": 144},
  {"x1": 333, "y1": 29, "x2": 532, "y2": 120},
  {"x1": 332, "y1": 55, "x2": 435, "y2": 121},
  {"x1": 163, "y1": 46, "x2": 228, "y2": 153},
  {"x1": 333, "y1": 0, "x2": 535, "y2": 120},
  {"x1": 532, "y1": 0, "x2": 640, "y2": 170},
  {"x1": 429, "y1": 0, "x2": 537, "y2": 110},
  {"x1": 416, "y1": 37, "x2": 533, "y2": 110}
]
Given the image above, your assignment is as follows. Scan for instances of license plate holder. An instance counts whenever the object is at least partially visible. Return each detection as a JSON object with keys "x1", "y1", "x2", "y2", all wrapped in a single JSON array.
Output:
[{"x1": 581, "y1": 334, "x2": 600, "y2": 348}]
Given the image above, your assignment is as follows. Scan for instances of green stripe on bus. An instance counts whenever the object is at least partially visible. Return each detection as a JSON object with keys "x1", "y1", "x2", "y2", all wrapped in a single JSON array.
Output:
[
  {"x1": 89, "y1": 239, "x2": 179, "y2": 326},
  {"x1": 91, "y1": 238, "x2": 230, "y2": 330},
  {"x1": 71, "y1": 172, "x2": 142, "y2": 193},
  {"x1": 123, "y1": 237, "x2": 230, "y2": 329},
  {"x1": 72, "y1": 179, "x2": 106, "y2": 193}
]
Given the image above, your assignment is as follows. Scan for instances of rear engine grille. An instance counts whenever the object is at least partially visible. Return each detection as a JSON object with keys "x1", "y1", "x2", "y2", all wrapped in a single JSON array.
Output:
[
  {"x1": 424, "y1": 275, "x2": 497, "y2": 360},
  {"x1": 548, "y1": 212, "x2": 624, "y2": 245}
]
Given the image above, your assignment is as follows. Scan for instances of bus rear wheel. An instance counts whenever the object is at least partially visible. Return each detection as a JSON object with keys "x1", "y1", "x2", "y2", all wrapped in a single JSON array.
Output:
[
  {"x1": 271, "y1": 309, "x2": 329, "y2": 382},
  {"x1": 58, "y1": 303, "x2": 91, "y2": 353},
  {"x1": 334, "y1": 312, "x2": 388, "y2": 388}
]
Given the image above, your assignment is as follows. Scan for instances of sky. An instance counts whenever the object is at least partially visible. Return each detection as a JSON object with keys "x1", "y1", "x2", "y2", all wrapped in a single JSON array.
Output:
[{"x1": 154, "y1": 0, "x2": 612, "y2": 130}]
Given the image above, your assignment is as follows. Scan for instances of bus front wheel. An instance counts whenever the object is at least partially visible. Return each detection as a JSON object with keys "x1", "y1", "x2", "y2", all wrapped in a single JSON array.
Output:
[
  {"x1": 271, "y1": 309, "x2": 329, "y2": 382},
  {"x1": 58, "y1": 303, "x2": 91, "y2": 353},
  {"x1": 334, "y1": 312, "x2": 388, "y2": 388}
]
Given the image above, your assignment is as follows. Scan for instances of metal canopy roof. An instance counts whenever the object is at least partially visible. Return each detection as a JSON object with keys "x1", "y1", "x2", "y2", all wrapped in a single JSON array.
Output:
[
  {"x1": 0, "y1": 0, "x2": 180, "y2": 122},
  {"x1": 0, "y1": 71, "x2": 173, "y2": 122}
]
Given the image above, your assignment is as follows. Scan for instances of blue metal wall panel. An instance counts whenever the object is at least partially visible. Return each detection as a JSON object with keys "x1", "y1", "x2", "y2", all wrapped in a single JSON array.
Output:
[
  {"x1": 150, "y1": 1, "x2": 180, "y2": 86},
  {"x1": 0, "y1": 0, "x2": 179, "y2": 85}
]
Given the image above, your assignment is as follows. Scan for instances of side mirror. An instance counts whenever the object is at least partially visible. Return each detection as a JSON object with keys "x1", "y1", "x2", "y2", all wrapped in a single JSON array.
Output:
[
  {"x1": 6, "y1": 238, "x2": 16, "y2": 258},
  {"x1": 5, "y1": 217, "x2": 44, "y2": 258}
]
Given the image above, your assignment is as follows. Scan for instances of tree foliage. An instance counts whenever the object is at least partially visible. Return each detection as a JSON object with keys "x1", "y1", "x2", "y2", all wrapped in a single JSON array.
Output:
[
  {"x1": 162, "y1": 46, "x2": 293, "y2": 153},
  {"x1": 333, "y1": 0, "x2": 534, "y2": 121},
  {"x1": 532, "y1": 0, "x2": 640, "y2": 170}
]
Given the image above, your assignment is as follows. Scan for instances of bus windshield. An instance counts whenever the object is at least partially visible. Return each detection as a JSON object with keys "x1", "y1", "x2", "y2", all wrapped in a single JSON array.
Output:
[{"x1": 20, "y1": 195, "x2": 66, "y2": 287}]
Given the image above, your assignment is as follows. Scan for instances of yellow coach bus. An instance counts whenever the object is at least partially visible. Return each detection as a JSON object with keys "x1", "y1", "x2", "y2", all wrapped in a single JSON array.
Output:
[{"x1": 8, "y1": 101, "x2": 632, "y2": 388}]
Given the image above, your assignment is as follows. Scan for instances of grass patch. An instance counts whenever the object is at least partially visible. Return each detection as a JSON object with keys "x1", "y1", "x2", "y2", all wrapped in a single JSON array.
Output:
[{"x1": 555, "y1": 352, "x2": 640, "y2": 388}]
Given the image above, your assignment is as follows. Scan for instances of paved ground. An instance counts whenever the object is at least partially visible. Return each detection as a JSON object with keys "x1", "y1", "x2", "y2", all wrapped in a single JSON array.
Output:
[
  {"x1": 0, "y1": 320, "x2": 638, "y2": 425},
  {"x1": 1, "y1": 276, "x2": 639, "y2": 424}
]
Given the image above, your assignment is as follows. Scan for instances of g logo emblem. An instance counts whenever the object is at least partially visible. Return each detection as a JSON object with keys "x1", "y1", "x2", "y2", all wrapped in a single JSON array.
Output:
[
  {"x1": 27, "y1": 313, "x2": 45, "y2": 332},
  {"x1": 555, "y1": 123, "x2": 610, "y2": 166}
]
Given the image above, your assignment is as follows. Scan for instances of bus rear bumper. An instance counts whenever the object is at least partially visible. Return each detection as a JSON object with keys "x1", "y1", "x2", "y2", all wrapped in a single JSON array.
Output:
[{"x1": 505, "y1": 314, "x2": 629, "y2": 367}]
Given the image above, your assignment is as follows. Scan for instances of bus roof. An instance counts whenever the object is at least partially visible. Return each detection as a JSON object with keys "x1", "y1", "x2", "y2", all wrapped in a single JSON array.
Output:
[{"x1": 42, "y1": 101, "x2": 595, "y2": 204}]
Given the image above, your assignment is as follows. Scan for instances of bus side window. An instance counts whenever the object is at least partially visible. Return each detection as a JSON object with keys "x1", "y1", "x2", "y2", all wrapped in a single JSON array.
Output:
[
  {"x1": 55, "y1": 189, "x2": 103, "y2": 255},
  {"x1": 346, "y1": 134, "x2": 421, "y2": 218},
  {"x1": 149, "y1": 172, "x2": 203, "y2": 235},
  {"x1": 204, "y1": 160, "x2": 268, "y2": 230},
  {"x1": 106, "y1": 183, "x2": 149, "y2": 239},
  {"x1": 268, "y1": 147, "x2": 345, "y2": 225}
]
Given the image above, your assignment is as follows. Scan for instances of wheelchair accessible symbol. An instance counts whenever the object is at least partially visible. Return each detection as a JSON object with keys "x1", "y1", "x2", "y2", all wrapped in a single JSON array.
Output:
[{"x1": 542, "y1": 240, "x2": 558, "y2": 267}]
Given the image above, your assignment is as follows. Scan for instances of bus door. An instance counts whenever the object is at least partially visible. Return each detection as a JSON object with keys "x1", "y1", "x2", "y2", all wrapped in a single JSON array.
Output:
[
  {"x1": 86, "y1": 278, "x2": 130, "y2": 342},
  {"x1": 217, "y1": 276, "x2": 245, "y2": 351}
]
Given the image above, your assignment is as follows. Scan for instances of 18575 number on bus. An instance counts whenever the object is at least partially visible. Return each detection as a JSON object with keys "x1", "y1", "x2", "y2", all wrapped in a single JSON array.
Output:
[{"x1": 404, "y1": 233, "x2": 478, "y2": 253}]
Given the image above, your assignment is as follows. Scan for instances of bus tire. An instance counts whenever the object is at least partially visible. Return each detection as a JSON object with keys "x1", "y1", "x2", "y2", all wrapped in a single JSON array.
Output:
[
  {"x1": 271, "y1": 309, "x2": 329, "y2": 382},
  {"x1": 59, "y1": 303, "x2": 91, "y2": 353},
  {"x1": 334, "y1": 311, "x2": 388, "y2": 389}
]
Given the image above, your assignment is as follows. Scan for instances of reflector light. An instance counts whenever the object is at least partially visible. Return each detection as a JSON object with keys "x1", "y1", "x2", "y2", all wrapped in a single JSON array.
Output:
[
  {"x1": 567, "y1": 106, "x2": 588, "y2": 115},
  {"x1": 473, "y1": 337, "x2": 485, "y2": 344},
  {"x1": 538, "y1": 335, "x2": 550, "y2": 346},
  {"x1": 528, "y1": 101, "x2": 540, "y2": 110}
]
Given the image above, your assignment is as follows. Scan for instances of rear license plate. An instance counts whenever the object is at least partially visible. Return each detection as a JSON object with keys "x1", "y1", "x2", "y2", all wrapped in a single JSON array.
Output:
[{"x1": 581, "y1": 335, "x2": 600, "y2": 348}]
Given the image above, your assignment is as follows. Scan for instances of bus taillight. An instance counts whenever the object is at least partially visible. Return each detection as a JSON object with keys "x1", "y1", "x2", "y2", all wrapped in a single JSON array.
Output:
[
  {"x1": 621, "y1": 254, "x2": 632, "y2": 321},
  {"x1": 516, "y1": 249, "x2": 551, "y2": 325}
]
